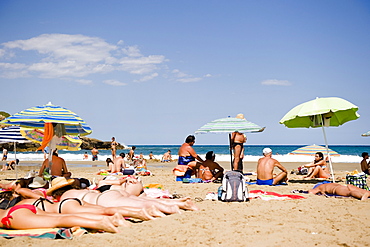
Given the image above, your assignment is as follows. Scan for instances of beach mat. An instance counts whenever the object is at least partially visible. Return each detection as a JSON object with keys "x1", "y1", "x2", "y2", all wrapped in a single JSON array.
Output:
[
  {"x1": 0, "y1": 227, "x2": 87, "y2": 239},
  {"x1": 288, "y1": 178, "x2": 342, "y2": 184}
]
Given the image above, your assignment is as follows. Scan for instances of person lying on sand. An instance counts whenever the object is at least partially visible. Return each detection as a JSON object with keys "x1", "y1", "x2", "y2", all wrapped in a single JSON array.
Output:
[
  {"x1": 54, "y1": 178, "x2": 198, "y2": 214},
  {"x1": 196, "y1": 151, "x2": 224, "y2": 181},
  {"x1": 8, "y1": 178, "x2": 160, "y2": 221},
  {"x1": 308, "y1": 183, "x2": 370, "y2": 201},
  {"x1": 0, "y1": 204, "x2": 124, "y2": 233},
  {"x1": 256, "y1": 148, "x2": 288, "y2": 185}
]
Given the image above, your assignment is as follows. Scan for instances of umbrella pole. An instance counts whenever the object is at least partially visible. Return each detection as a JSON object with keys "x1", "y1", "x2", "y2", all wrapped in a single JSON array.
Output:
[
  {"x1": 229, "y1": 133, "x2": 233, "y2": 170},
  {"x1": 321, "y1": 125, "x2": 335, "y2": 183},
  {"x1": 14, "y1": 142, "x2": 17, "y2": 180}
]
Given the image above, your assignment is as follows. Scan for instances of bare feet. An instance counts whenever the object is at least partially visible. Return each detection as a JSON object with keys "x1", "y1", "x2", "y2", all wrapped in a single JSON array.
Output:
[
  {"x1": 178, "y1": 199, "x2": 199, "y2": 211},
  {"x1": 112, "y1": 213, "x2": 130, "y2": 227},
  {"x1": 99, "y1": 216, "x2": 120, "y2": 233}
]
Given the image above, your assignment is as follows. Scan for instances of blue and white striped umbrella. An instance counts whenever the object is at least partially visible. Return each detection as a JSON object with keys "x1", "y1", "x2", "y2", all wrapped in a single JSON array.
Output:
[
  {"x1": 195, "y1": 117, "x2": 265, "y2": 134},
  {"x1": 0, "y1": 102, "x2": 92, "y2": 136},
  {"x1": 0, "y1": 126, "x2": 31, "y2": 143}
]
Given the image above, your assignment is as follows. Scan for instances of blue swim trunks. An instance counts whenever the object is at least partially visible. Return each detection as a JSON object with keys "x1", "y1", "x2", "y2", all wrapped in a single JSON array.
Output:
[
  {"x1": 178, "y1": 156, "x2": 195, "y2": 165},
  {"x1": 256, "y1": 179, "x2": 274, "y2": 186}
]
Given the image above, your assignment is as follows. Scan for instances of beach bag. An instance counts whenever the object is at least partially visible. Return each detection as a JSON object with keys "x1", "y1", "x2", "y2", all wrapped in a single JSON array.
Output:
[
  {"x1": 297, "y1": 167, "x2": 308, "y2": 175},
  {"x1": 220, "y1": 171, "x2": 249, "y2": 202},
  {"x1": 346, "y1": 174, "x2": 369, "y2": 190}
]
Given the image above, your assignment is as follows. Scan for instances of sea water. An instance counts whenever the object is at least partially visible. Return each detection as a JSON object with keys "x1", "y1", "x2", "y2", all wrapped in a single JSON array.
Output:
[{"x1": 5, "y1": 145, "x2": 370, "y2": 163}]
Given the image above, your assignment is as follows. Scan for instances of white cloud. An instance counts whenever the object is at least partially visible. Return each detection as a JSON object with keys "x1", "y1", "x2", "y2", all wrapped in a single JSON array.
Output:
[
  {"x1": 134, "y1": 73, "x2": 159, "y2": 82},
  {"x1": 261, "y1": 79, "x2": 292, "y2": 86},
  {"x1": 76, "y1": 79, "x2": 92, "y2": 85},
  {"x1": 176, "y1": 77, "x2": 202, "y2": 83},
  {"x1": 103, "y1": 79, "x2": 127, "y2": 86},
  {"x1": 0, "y1": 34, "x2": 167, "y2": 80}
]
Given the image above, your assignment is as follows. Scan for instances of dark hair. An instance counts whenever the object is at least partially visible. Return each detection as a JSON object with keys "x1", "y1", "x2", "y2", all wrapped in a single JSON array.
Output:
[
  {"x1": 185, "y1": 135, "x2": 195, "y2": 143},
  {"x1": 51, "y1": 185, "x2": 74, "y2": 198},
  {"x1": 119, "y1": 153, "x2": 125, "y2": 158},
  {"x1": 206, "y1": 151, "x2": 215, "y2": 160},
  {"x1": 362, "y1": 152, "x2": 369, "y2": 158},
  {"x1": 106, "y1": 158, "x2": 113, "y2": 164},
  {"x1": 314, "y1": 152, "x2": 324, "y2": 163},
  {"x1": 132, "y1": 146, "x2": 136, "y2": 150}
]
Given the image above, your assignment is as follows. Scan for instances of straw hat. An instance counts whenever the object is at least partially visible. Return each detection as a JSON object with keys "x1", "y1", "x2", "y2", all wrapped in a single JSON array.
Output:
[
  {"x1": 236, "y1": 113, "x2": 245, "y2": 120},
  {"x1": 46, "y1": 177, "x2": 75, "y2": 195},
  {"x1": 29, "y1": 177, "x2": 47, "y2": 188}
]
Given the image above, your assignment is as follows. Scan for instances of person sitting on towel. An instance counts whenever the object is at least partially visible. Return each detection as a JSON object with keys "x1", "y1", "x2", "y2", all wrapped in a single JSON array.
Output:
[
  {"x1": 256, "y1": 148, "x2": 288, "y2": 186},
  {"x1": 197, "y1": 151, "x2": 224, "y2": 181}
]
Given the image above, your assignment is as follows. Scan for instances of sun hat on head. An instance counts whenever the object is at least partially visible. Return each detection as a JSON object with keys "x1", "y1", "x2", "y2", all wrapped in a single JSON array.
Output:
[
  {"x1": 46, "y1": 177, "x2": 75, "y2": 195},
  {"x1": 29, "y1": 176, "x2": 47, "y2": 188},
  {"x1": 263, "y1": 147, "x2": 272, "y2": 155}
]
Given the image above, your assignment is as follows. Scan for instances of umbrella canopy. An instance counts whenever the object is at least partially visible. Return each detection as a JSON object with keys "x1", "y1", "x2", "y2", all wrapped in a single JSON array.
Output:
[
  {"x1": 361, "y1": 131, "x2": 370, "y2": 137},
  {"x1": 20, "y1": 128, "x2": 82, "y2": 151},
  {"x1": 195, "y1": 115, "x2": 265, "y2": 170},
  {"x1": 195, "y1": 117, "x2": 265, "y2": 134},
  {"x1": 279, "y1": 97, "x2": 359, "y2": 128},
  {"x1": 0, "y1": 126, "x2": 31, "y2": 179},
  {"x1": 289, "y1": 144, "x2": 340, "y2": 157},
  {"x1": 0, "y1": 102, "x2": 92, "y2": 136},
  {"x1": 280, "y1": 97, "x2": 359, "y2": 182},
  {"x1": 0, "y1": 126, "x2": 31, "y2": 144}
]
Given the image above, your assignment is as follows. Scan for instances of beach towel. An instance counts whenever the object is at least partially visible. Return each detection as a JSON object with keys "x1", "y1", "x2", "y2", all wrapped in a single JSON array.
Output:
[
  {"x1": 143, "y1": 188, "x2": 172, "y2": 198},
  {"x1": 249, "y1": 190, "x2": 306, "y2": 201},
  {"x1": 36, "y1": 123, "x2": 54, "y2": 151},
  {"x1": 0, "y1": 227, "x2": 87, "y2": 239}
]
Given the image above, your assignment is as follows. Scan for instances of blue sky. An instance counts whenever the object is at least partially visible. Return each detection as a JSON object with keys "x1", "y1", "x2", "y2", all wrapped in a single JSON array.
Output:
[{"x1": 0, "y1": 1, "x2": 369, "y2": 145}]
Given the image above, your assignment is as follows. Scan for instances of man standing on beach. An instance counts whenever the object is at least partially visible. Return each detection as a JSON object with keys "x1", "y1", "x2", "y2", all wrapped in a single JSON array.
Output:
[
  {"x1": 91, "y1": 147, "x2": 99, "y2": 161},
  {"x1": 173, "y1": 135, "x2": 204, "y2": 177},
  {"x1": 256, "y1": 148, "x2": 288, "y2": 185}
]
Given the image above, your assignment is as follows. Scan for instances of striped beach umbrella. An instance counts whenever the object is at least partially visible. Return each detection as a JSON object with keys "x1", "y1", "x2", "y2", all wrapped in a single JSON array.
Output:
[
  {"x1": 20, "y1": 128, "x2": 82, "y2": 151},
  {"x1": 0, "y1": 102, "x2": 92, "y2": 136},
  {"x1": 361, "y1": 131, "x2": 370, "y2": 137},
  {"x1": 0, "y1": 126, "x2": 31, "y2": 144},
  {"x1": 195, "y1": 116, "x2": 265, "y2": 170},
  {"x1": 195, "y1": 117, "x2": 265, "y2": 134},
  {"x1": 0, "y1": 126, "x2": 31, "y2": 179},
  {"x1": 289, "y1": 144, "x2": 340, "y2": 156}
]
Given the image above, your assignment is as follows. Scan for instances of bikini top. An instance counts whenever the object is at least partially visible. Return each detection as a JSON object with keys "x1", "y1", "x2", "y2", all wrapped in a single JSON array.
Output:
[{"x1": 32, "y1": 197, "x2": 54, "y2": 211}]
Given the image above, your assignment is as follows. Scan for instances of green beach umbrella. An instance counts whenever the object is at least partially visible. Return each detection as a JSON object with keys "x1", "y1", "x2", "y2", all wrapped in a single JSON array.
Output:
[
  {"x1": 280, "y1": 97, "x2": 360, "y2": 182},
  {"x1": 195, "y1": 115, "x2": 265, "y2": 169},
  {"x1": 361, "y1": 131, "x2": 370, "y2": 137}
]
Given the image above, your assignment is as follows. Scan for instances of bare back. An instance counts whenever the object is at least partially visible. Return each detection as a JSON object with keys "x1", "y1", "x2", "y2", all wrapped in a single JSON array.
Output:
[
  {"x1": 39, "y1": 156, "x2": 68, "y2": 176},
  {"x1": 178, "y1": 143, "x2": 197, "y2": 157},
  {"x1": 257, "y1": 156, "x2": 286, "y2": 180}
]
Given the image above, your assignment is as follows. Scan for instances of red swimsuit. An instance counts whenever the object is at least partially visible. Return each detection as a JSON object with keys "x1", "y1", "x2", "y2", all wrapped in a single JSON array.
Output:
[{"x1": 1, "y1": 204, "x2": 37, "y2": 229}]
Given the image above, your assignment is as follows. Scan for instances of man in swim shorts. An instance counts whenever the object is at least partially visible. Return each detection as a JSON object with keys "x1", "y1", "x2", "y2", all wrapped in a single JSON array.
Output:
[
  {"x1": 174, "y1": 135, "x2": 204, "y2": 177},
  {"x1": 256, "y1": 148, "x2": 288, "y2": 185}
]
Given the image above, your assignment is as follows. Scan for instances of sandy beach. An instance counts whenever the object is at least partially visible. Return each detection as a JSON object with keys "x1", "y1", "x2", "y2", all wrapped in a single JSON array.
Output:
[{"x1": 0, "y1": 160, "x2": 369, "y2": 247}]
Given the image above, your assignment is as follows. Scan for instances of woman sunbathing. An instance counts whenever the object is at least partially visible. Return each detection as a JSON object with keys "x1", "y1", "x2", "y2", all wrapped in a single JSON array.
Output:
[
  {"x1": 93, "y1": 176, "x2": 199, "y2": 211},
  {"x1": 308, "y1": 183, "x2": 370, "y2": 200},
  {"x1": 14, "y1": 177, "x2": 165, "y2": 221},
  {"x1": 0, "y1": 205, "x2": 124, "y2": 232},
  {"x1": 302, "y1": 152, "x2": 330, "y2": 179}
]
